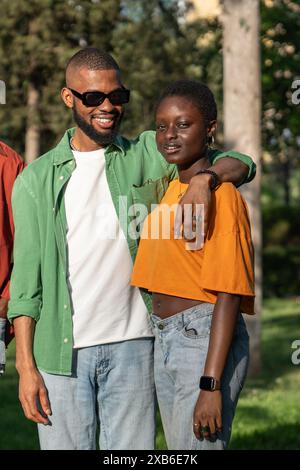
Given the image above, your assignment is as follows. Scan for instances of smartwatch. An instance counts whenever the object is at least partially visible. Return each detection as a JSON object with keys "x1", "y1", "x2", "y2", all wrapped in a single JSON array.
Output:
[{"x1": 199, "y1": 375, "x2": 221, "y2": 391}]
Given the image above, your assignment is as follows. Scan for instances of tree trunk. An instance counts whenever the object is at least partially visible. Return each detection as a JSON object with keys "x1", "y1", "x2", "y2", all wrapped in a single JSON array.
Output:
[
  {"x1": 25, "y1": 82, "x2": 40, "y2": 163},
  {"x1": 25, "y1": 19, "x2": 40, "y2": 163},
  {"x1": 221, "y1": 0, "x2": 262, "y2": 376}
]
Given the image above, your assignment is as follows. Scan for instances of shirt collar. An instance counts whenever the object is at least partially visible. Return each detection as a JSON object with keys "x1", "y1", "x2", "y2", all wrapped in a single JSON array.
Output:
[{"x1": 52, "y1": 128, "x2": 125, "y2": 166}]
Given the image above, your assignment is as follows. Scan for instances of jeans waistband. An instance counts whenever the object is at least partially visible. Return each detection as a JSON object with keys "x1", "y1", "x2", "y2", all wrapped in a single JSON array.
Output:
[{"x1": 151, "y1": 302, "x2": 214, "y2": 332}]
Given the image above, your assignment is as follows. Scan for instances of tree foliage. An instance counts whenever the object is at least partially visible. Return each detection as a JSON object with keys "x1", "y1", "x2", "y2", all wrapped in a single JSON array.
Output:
[
  {"x1": 0, "y1": 0, "x2": 298, "y2": 206},
  {"x1": 261, "y1": 0, "x2": 300, "y2": 205},
  {"x1": 0, "y1": 0, "x2": 221, "y2": 154}
]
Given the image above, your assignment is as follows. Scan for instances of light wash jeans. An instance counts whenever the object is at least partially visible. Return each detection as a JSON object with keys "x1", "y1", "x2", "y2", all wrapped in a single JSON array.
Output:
[
  {"x1": 38, "y1": 338, "x2": 155, "y2": 450},
  {"x1": 151, "y1": 303, "x2": 249, "y2": 450},
  {"x1": 0, "y1": 318, "x2": 7, "y2": 376}
]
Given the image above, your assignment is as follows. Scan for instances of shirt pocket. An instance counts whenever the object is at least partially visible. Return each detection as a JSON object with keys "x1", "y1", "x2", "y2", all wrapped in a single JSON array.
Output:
[
  {"x1": 180, "y1": 310, "x2": 213, "y2": 341},
  {"x1": 131, "y1": 177, "x2": 169, "y2": 211},
  {"x1": 129, "y1": 177, "x2": 169, "y2": 242}
]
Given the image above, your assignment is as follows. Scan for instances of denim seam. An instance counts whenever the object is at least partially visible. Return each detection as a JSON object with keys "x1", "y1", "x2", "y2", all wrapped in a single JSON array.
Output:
[
  {"x1": 154, "y1": 338, "x2": 176, "y2": 386},
  {"x1": 98, "y1": 391, "x2": 109, "y2": 449},
  {"x1": 232, "y1": 343, "x2": 248, "y2": 391},
  {"x1": 96, "y1": 345, "x2": 110, "y2": 449}
]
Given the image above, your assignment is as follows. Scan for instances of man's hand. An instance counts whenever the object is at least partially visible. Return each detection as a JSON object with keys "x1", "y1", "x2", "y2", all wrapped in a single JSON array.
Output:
[
  {"x1": 174, "y1": 173, "x2": 212, "y2": 241},
  {"x1": 5, "y1": 323, "x2": 14, "y2": 347},
  {"x1": 0, "y1": 299, "x2": 14, "y2": 347},
  {"x1": 18, "y1": 367, "x2": 52, "y2": 424},
  {"x1": 13, "y1": 316, "x2": 49, "y2": 424},
  {"x1": 174, "y1": 156, "x2": 251, "y2": 241},
  {"x1": 0, "y1": 298, "x2": 8, "y2": 319},
  {"x1": 193, "y1": 390, "x2": 222, "y2": 441}
]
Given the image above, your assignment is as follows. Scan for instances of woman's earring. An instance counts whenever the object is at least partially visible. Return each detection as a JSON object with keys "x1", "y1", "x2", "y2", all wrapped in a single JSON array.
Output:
[{"x1": 207, "y1": 135, "x2": 215, "y2": 148}]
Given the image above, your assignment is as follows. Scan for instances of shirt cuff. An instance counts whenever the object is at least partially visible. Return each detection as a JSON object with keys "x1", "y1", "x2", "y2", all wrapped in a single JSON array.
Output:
[
  {"x1": 212, "y1": 151, "x2": 257, "y2": 185},
  {"x1": 8, "y1": 299, "x2": 41, "y2": 323}
]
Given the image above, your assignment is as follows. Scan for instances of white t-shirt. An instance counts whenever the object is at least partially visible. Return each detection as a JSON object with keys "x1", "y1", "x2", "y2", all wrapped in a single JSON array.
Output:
[{"x1": 65, "y1": 148, "x2": 152, "y2": 348}]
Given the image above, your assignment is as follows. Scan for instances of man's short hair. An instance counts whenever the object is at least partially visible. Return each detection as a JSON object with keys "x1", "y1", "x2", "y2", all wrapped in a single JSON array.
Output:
[{"x1": 66, "y1": 47, "x2": 120, "y2": 73}]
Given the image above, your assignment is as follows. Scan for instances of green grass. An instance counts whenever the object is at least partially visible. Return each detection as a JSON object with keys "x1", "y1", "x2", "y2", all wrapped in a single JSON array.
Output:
[
  {"x1": 0, "y1": 341, "x2": 39, "y2": 449},
  {"x1": 229, "y1": 298, "x2": 300, "y2": 450},
  {"x1": 0, "y1": 298, "x2": 299, "y2": 450}
]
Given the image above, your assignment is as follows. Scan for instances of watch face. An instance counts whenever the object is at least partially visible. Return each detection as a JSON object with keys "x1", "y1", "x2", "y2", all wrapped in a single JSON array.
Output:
[{"x1": 200, "y1": 376, "x2": 214, "y2": 390}]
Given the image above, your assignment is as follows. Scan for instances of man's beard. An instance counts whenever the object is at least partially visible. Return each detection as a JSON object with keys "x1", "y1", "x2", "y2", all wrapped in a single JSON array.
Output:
[{"x1": 72, "y1": 104, "x2": 123, "y2": 147}]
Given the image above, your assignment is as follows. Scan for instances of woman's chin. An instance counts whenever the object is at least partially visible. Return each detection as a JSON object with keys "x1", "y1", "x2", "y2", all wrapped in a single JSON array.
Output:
[{"x1": 163, "y1": 154, "x2": 184, "y2": 165}]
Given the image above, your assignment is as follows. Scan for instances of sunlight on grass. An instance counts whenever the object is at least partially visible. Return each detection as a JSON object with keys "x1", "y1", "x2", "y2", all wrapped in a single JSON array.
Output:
[{"x1": 230, "y1": 298, "x2": 300, "y2": 450}]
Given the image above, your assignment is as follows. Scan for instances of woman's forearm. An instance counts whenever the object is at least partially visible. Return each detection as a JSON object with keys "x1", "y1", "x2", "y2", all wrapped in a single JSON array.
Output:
[{"x1": 203, "y1": 293, "x2": 241, "y2": 381}]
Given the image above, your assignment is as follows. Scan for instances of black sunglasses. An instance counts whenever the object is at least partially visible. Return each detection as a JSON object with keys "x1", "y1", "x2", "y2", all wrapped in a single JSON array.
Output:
[{"x1": 69, "y1": 87, "x2": 130, "y2": 107}]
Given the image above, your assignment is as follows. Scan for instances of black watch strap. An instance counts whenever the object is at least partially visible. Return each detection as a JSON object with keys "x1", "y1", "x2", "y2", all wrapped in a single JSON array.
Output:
[
  {"x1": 199, "y1": 375, "x2": 221, "y2": 391},
  {"x1": 195, "y1": 169, "x2": 220, "y2": 190}
]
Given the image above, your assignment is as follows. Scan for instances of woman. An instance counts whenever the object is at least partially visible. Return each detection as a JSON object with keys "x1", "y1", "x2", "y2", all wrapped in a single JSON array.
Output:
[{"x1": 131, "y1": 80, "x2": 255, "y2": 450}]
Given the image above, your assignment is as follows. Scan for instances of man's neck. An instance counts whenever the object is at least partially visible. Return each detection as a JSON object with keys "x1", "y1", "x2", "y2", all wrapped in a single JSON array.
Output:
[{"x1": 71, "y1": 128, "x2": 106, "y2": 152}]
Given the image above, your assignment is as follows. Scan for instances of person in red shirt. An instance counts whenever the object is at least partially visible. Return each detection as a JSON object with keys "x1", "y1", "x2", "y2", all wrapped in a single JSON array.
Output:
[{"x1": 0, "y1": 141, "x2": 24, "y2": 375}]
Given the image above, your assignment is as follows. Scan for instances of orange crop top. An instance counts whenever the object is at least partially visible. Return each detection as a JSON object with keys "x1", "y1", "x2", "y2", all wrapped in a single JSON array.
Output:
[{"x1": 131, "y1": 180, "x2": 255, "y2": 314}]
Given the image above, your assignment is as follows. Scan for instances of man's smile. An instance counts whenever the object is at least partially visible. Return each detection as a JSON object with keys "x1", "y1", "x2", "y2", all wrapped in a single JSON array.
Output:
[{"x1": 91, "y1": 113, "x2": 116, "y2": 130}]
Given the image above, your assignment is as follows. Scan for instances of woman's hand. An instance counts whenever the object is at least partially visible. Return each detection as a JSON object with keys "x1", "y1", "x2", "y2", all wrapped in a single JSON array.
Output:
[
  {"x1": 193, "y1": 390, "x2": 222, "y2": 441},
  {"x1": 174, "y1": 173, "x2": 212, "y2": 241}
]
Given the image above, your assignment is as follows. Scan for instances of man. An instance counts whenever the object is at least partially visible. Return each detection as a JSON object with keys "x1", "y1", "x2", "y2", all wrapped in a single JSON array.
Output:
[
  {"x1": 8, "y1": 48, "x2": 256, "y2": 450},
  {"x1": 0, "y1": 141, "x2": 24, "y2": 375}
]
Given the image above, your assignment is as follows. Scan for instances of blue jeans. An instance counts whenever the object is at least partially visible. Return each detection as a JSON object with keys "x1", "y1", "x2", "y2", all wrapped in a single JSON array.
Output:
[
  {"x1": 0, "y1": 318, "x2": 6, "y2": 376},
  {"x1": 38, "y1": 338, "x2": 155, "y2": 450},
  {"x1": 151, "y1": 303, "x2": 249, "y2": 450}
]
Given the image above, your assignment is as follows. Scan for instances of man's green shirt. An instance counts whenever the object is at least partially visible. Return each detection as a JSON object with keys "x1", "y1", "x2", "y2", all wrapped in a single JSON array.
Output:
[{"x1": 8, "y1": 128, "x2": 256, "y2": 375}]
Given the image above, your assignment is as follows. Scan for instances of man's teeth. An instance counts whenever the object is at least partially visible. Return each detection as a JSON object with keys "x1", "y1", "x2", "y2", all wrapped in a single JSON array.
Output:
[{"x1": 93, "y1": 117, "x2": 113, "y2": 123}]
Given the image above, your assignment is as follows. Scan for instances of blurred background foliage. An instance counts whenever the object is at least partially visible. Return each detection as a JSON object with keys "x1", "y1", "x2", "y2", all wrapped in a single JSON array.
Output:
[
  {"x1": 0, "y1": 0, "x2": 299, "y2": 298},
  {"x1": 0, "y1": 0, "x2": 299, "y2": 450}
]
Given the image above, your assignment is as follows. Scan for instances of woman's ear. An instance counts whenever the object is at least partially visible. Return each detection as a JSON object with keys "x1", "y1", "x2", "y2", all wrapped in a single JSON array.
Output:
[
  {"x1": 207, "y1": 120, "x2": 217, "y2": 146},
  {"x1": 207, "y1": 120, "x2": 217, "y2": 137}
]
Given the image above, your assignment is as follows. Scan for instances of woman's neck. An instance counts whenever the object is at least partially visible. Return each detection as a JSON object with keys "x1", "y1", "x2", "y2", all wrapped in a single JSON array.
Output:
[{"x1": 178, "y1": 156, "x2": 211, "y2": 184}]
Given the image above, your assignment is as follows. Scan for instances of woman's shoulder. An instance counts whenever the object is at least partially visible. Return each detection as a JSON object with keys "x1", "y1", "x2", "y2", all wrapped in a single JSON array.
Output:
[
  {"x1": 214, "y1": 182, "x2": 246, "y2": 209},
  {"x1": 215, "y1": 181, "x2": 238, "y2": 196},
  {"x1": 211, "y1": 183, "x2": 250, "y2": 232}
]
